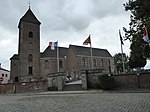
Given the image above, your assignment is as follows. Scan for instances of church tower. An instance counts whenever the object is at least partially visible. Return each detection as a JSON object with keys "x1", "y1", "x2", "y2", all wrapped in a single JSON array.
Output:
[{"x1": 18, "y1": 7, "x2": 41, "y2": 81}]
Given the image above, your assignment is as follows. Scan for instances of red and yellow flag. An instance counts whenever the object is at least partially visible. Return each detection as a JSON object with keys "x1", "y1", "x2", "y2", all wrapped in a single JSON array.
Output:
[{"x1": 83, "y1": 35, "x2": 91, "y2": 45}]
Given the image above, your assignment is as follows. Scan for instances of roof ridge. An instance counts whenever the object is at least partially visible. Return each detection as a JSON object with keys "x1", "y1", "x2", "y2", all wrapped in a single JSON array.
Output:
[{"x1": 0, "y1": 67, "x2": 10, "y2": 72}]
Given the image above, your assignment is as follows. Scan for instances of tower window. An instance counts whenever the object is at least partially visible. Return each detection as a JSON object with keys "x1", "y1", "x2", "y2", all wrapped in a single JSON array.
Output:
[
  {"x1": 28, "y1": 54, "x2": 33, "y2": 62},
  {"x1": 14, "y1": 76, "x2": 18, "y2": 82},
  {"x1": 28, "y1": 66, "x2": 33, "y2": 75},
  {"x1": 29, "y1": 31, "x2": 33, "y2": 38}
]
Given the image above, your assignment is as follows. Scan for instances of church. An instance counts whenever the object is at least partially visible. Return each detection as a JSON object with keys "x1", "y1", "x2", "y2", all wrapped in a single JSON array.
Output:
[{"x1": 10, "y1": 7, "x2": 115, "y2": 82}]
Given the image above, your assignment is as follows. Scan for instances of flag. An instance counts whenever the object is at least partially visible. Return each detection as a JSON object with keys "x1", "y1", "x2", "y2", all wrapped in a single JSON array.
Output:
[
  {"x1": 49, "y1": 42, "x2": 58, "y2": 50},
  {"x1": 83, "y1": 35, "x2": 91, "y2": 45},
  {"x1": 143, "y1": 27, "x2": 149, "y2": 42},
  {"x1": 119, "y1": 30, "x2": 124, "y2": 45}
]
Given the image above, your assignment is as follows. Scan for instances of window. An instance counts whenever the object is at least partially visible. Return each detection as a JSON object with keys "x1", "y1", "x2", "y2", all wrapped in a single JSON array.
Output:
[
  {"x1": 59, "y1": 60, "x2": 63, "y2": 68},
  {"x1": 93, "y1": 59, "x2": 97, "y2": 67},
  {"x1": 101, "y1": 59, "x2": 104, "y2": 66},
  {"x1": 44, "y1": 60, "x2": 49, "y2": 69},
  {"x1": 28, "y1": 66, "x2": 33, "y2": 75},
  {"x1": 28, "y1": 54, "x2": 33, "y2": 62},
  {"x1": 108, "y1": 59, "x2": 111, "y2": 66},
  {"x1": 2, "y1": 74, "x2": 4, "y2": 77},
  {"x1": 29, "y1": 31, "x2": 33, "y2": 38},
  {"x1": 81, "y1": 58, "x2": 86, "y2": 66},
  {"x1": 5, "y1": 74, "x2": 7, "y2": 77},
  {"x1": 14, "y1": 76, "x2": 18, "y2": 82}
]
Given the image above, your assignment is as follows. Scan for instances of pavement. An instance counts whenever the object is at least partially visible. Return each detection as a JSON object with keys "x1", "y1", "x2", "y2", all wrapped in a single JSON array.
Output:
[
  {"x1": 2, "y1": 88, "x2": 150, "y2": 96},
  {"x1": 0, "y1": 90, "x2": 150, "y2": 112}
]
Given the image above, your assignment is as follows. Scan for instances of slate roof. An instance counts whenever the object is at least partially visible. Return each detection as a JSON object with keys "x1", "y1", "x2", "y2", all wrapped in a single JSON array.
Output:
[
  {"x1": 18, "y1": 8, "x2": 41, "y2": 28},
  {"x1": 41, "y1": 45, "x2": 112, "y2": 58},
  {"x1": 69, "y1": 45, "x2": 112, "y2": 58},
  {"x1": 0, "y1": 67, "x2": 10, "y2": 72},
  {"x1": 10, "y1": 54, "x2": 19, "y2": 60},
  {"x1": 41, "y1": 46, "x2": 68, "y2": 58}
]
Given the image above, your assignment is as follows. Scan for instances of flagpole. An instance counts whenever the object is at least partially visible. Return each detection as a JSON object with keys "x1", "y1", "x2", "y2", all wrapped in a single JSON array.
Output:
[
  {"x1": 90, "y1": 43, "x2": 93, "y2": 69},
  {"x1": 83, "y1": 34, "x2": 93, "y2": 69},
  {"x1": 121, "y1": 43, "x2": 125, "y2": 74},
  {"x1": 119, "y1": 30, "x2": 125, "y2": 74},
  {"x1": 56, "y1": 41, "x2": 59, "y2": 72},
  {"x1": 89, "y1": 34, "x2": 93, "y2": 69}
]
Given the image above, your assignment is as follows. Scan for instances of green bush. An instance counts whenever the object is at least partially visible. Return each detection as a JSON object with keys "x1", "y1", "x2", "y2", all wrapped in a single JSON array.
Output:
[
  {"x1": 98, "y1": 73, "x2": 115, "y2": 90},
  {"x1": 47, "y1": 86, "x2": 58, "y2": 91}
]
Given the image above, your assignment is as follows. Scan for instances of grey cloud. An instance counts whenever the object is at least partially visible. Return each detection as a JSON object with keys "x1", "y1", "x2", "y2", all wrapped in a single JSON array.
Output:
[
  {"x1": 0, "y1": 0, "x2": 130, "y2": 70},
  {"x1": 0, "y1": 1, "x2": 27, "y2": 32}
]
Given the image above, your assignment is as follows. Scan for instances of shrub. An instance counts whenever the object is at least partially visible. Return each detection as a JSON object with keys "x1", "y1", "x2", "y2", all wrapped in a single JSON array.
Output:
[
  {"x1": 47, "y1": 86, "x2": 58, "y2": 91},
  {"x1": 98, "y1": 73, "x2": 115, "y2": 90}
]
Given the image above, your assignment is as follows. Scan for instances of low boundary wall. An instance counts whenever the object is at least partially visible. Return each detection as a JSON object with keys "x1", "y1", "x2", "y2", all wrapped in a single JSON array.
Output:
[
  {"x1": 0, "y1": 81, "x2": 48, "y2": 94},
  {"x1": 113, "y1": 73, "x2": 150, "y2": 89}
]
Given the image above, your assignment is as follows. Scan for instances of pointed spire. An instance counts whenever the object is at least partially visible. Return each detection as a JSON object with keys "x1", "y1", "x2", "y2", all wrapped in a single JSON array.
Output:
[{"x1": 18, "y1": 6, "x2": 41, "y2": 28}]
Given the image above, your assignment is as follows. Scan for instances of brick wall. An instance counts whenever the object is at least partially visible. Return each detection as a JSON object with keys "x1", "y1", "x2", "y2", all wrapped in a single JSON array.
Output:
[
  {"x1": 82, "y1": 69, "x2": 150, "y2": 89},
  {"x1": 0, "y1": 81, "x2": 48, "y2": 94},
  {"x1": 113, "y1": 73, "x2": 150, "y2": 88}
]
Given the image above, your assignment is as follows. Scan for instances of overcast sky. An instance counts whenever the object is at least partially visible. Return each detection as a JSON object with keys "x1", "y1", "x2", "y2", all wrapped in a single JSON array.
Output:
[{"x1": 1, "y1": 0, "x2": 144, "y2": 70}]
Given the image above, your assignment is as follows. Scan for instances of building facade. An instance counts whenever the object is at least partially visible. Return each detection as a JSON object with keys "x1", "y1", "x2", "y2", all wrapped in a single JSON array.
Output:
[
  {"x1": 0, "y1": 63, "x2": 10, "y2": 84},
  {"x1": 10, "y1": 8, "x2": 115, "y2": 82}
]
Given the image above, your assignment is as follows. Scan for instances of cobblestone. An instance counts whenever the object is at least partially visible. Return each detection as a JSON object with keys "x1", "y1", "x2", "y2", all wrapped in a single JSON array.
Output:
[{"x1": 0, "y1": 93, "x2": 150, "y2": 112}]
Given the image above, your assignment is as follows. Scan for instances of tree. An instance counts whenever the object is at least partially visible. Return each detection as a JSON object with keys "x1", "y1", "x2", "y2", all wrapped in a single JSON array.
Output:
[
  {"x1": 123, "y1": 0, "x2": 150, "y2": 68},
  {"x1": 113, "y1": 53, "x2": 129, "y2": 73},
  {"x1": 129, "y1": 34, "x2": 147, "y2": 68}
]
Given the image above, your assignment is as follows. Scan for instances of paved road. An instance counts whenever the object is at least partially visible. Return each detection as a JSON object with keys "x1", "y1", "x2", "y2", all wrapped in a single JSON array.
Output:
[{"x1": 0, "y1": 92, "x2": 150, "y2": 112}]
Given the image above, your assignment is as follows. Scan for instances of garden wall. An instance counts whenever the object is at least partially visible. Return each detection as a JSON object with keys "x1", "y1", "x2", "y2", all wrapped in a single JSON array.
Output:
[
  {"x1": 0, "y1": 81, "x2": 48, "y2": 94},
  {"x1": 113, "y1": 73, "x2": 150, "y2": 89}
]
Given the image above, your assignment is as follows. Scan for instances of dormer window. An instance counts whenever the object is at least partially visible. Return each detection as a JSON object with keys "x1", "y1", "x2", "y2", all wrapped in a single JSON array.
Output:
[{"x1": 29, "y1": 31, "x2": 33, "y2": 38}]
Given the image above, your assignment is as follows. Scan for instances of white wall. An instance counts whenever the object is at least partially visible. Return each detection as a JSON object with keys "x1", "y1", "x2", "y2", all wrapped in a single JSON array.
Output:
[{"x1": 0, "y1": 69, "x2": 10, "y2": 84}]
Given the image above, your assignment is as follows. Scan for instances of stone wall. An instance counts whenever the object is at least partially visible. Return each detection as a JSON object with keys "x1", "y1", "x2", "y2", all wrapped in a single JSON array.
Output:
[
  {"x1": 81, "y1": 69, "x2": 103, "y2": 89},
  {"x1": 47, "y1": 72, "x2": 65, "y2": 91},
  {"x1": 82, "y1": 69, "x2": 150, "y2": 89},
  {"x1": 113, "y1": 73, "x2": 150, "y2": 89},
  {"x1": 0, "y1": 81, "x2": 48, "y2": 94}
]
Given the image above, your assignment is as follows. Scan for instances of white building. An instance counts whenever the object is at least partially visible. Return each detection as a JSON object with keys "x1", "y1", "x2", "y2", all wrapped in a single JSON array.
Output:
[{"x1": 0, "y1": 63, "x2": 10, "y2": 84}]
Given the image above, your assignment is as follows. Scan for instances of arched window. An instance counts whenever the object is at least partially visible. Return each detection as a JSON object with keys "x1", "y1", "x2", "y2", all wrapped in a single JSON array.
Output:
[
  {"x1": 28, "y1": 54, "x2": 33, "y2": 62},
  {"x1": 108, "y1": 59, "x2": 111, "y2": 66},
  {"x1": 101, "y1": 59, "x2": 104, "y2": 66},
  {"x1": 81, "y1": 58, "x2": 86, "y2": 66},
  {"x1": 93, "y1": 59, "x2": 97, "y2": 67},
  {"x1": 44, "y1": 60, "x2": 49, "y2": 69},
  {"x1": 29, "y1": 31, "x2": 33, "y2": 38},
  {"x1": 59, "y1": 60, "x2": 63, "y2": 68}
]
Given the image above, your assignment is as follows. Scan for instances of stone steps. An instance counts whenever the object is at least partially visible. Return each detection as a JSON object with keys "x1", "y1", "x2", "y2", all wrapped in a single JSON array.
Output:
[{"x1": 63, "y1": 84, "x2": 82, "y2": 91}]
